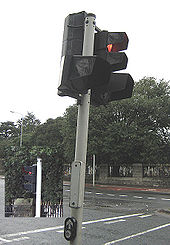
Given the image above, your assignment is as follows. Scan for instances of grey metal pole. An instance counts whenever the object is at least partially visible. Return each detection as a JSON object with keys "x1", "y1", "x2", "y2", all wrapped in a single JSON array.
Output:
[
  {"x1": 70, "y1": 13, "x2": 96, "y2": 245},
  {"x1": 35, "y1": 158, "x2": 42, "y2": 217}
]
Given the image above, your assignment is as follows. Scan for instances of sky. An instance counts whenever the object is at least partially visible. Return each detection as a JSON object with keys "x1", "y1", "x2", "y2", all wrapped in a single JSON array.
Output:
[{"x1": 0, "y1": 0, "x2": 170, "y2": 123}]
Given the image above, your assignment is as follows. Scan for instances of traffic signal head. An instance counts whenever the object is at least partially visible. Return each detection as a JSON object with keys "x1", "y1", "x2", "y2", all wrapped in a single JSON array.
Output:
[
  {"x1": 95, "y1": 31, "x2": 128, "y2": 52},
  {"x1": 94, "y1": 31, "x2": 128, "y2": 72},
  {"x1": 23, "y1": 165, "x2": 37, "y2": 194},
  {"x1": 58, "y1": 12, "x2": 134, "y2": 103},
  {"x1": 61, "y1": 11, "x2": 87, "y2": 57},
  {"x1": 58, "y1": 55, "x2": 111, "y2": 98},
  {"x1": 107, "y1": 73, "x2": 134, "y2": 101},
  {"x1": 91, "y1": 73, "x2": 134, "y2": 106}
]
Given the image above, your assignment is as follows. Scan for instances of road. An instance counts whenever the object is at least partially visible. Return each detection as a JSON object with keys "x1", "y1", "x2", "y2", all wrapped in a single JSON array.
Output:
[
  {"x1": 80, "y1": 184, "x2": 170, "y2": 213},
  {"x1": 0, "y1": 178, "x2": 170, "y2": 244}
]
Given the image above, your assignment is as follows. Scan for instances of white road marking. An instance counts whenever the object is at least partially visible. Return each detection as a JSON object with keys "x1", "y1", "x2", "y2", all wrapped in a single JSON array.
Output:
[
  {"x1": 139, "y1": 214, "x2": 153, "y2": 218},
  {"x1": 0, "y1": 237, "x2": 10, "y2": 242},
  {"x1": 96, "y1": 192, "x2": 103, "y2": 195},
  {"x1": 1, "y1": 213, "x2": 144, "y2": 239},
  {"x1": 56, "y1": 230, "x2": 64, "y2": 233},
  {"x1": 2, "y1": 225, "x2": 64, "y2": 238},
  {"x1": 65, "y1": 189, "x2": 70, "y2": 192},
  {"x1": 83, "y1": 213, "x2": 144, "y2": 225},
  {"x1": 147, "y1": 197, "x2": 156, "y2": 200},
  {"x1": 0, "y1": 236, "x2": 29, "y2": 244},
  {"x1": 85, "y1": 191, "x2": 92, "y2": 194},
  {"x1": 133, "y1": 196, "x2": 143, "y2": 199},
  {"x1": 105, "y1": 219, "x2": 126, "y2": 224},
  {"x1": 119, "y1": 195, "x2": 128, "y2": 197},
  {"x1": 161, "y1": 198, "x2": 170, "y2": 201},
  {"x1": 104, "y1": 223, "x2": 170, "y2": 245},
  {"x1": 56, "y1": 227, "x2": 86, "y2": 233},
  {"x1": 107, "y1": 194, "x2": 115, "y2": 197},
  {"x1": 10, "y1": 236, "x2": 30, "y2": 242}
]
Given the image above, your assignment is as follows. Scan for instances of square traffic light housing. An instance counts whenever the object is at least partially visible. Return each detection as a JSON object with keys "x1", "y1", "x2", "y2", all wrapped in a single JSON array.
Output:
[
  {"x1": 94, "y1": 31, "x2": 128, "y2": 72},
  {"x1": 91, "y1": 73, "x2": 134, "y2": 106},
  {"x1": 61, "y1": 11, "x2": 87, "y2": 57},
  {"x1": 58, "y1": 55, "x2": 111, "y2": 98},
  {"x1": 23, "y1": 165, "x2": 37, "y2": 194}
]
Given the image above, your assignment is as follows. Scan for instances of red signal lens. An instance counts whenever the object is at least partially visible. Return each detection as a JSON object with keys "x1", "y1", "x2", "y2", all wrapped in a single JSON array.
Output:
[
  {"x1": 107, "y1": 43, "x2": 124, "y2": 53},
  {"x1": 107, "y1": 44, "x2": 113, "y2": 52},
  {"x1": 28, "y1": 171, "x2": 32, "y2": 175},
  {"x1": 107, "y1": 42, "x2": 127, "y2": 52},
  {"x1": 107, "y1": 33, "x2": 129, "y2": 52}
]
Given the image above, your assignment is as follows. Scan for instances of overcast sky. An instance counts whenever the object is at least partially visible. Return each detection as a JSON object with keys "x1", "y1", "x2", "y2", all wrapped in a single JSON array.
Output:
[{"x1": 0, "y1": 0, "x2": 170, "y2": 123}]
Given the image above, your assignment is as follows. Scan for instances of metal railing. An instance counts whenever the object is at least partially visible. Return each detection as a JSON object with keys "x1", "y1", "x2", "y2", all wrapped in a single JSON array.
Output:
[
  {"x1": 108, "y1": 165, "x2": 133, "y2": 177},
  {"x1": 143, "y1": 165, "x2": 170, "y2": 178},
  {"x1": 41, "y1": 201, "x2": 63, "y2": 218}
]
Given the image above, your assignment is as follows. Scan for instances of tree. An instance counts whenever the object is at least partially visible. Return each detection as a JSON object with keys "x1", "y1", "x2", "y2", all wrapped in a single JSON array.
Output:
[
  {"x1": 62, "y1": 105, "x2": 78, "y2": 163},
  {"x1": 130, "y1": 77, "x2": 170, "y2": 164},
  {"x1": 2, "y1": 113, "x2": 64, "y2": 206},
  {"x1": 31, "y1": 117, "x2": 64, "y2": 148},
  {"x1": 63, "y1": 77, "x2": 170, "y2": 167},
  {"x1": 4, "y1": 146, "x2": 63, "y2": 204},
  {"x1": 0, "y1": 121, "x2": 18, "y2": 139},
  {"x1": 0, "y1": 121, "x2": 19, "y2": 158},
  {"x1": 15, "y1": 112, "x2": 41, "y2": 147},
  {"x1": 2, "y1": 77, "x2": 170, "y2": 204},
  {"x1": 90, "y1": 77, "x2": 170, "y2": 165}
]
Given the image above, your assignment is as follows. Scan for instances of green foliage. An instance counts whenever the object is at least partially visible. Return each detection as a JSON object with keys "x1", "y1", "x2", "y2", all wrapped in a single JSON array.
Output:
[
  {"x1": 29, "y1": 146, "x2": 63, "y2": 204},
  {"x1": 1, "y1": 77, "x2": 170, "y2": 204},
  {"x1": 4, "y1": 146, "x2": 32, "y2": 203},
  {"x1": 90, "y1": 77, "x2": 170, "y2": 165},
  {"x1": 62, "y1": 77, "x2": 170, "y2": 166},
  {"x1": 4, "y1": 146, "x2": 63, "y2": 204},
  {"x1": 0, "y1": 121, "x2": 18, "y2": 139},
  {"x1": 62, "y1": 105, "x2": 78, "y2": 163},
  {"x1": 1, "y1": 112, "x2": 64, "y2": 204},
  {"x1": 31, "y1": 117, "x2": 64, "y2": 148},
  {"x1": 17, "y1": 112, "x2": 41, "y2": 134}
]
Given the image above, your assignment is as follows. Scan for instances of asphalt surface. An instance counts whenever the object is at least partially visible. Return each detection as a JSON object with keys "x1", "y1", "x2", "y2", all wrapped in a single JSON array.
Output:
[
  {"x1": 0, "y1": 176, "x2": 170, "y2": 244},
  {"x1": 64, "y1": 182, "x2": 170, "y2": 245},
  {"x1": 81, "y1": 182, "x2": 170, "y2": 195},
  {"x1": 64, "y1": 180, "x2": 170, "y2": 213}
]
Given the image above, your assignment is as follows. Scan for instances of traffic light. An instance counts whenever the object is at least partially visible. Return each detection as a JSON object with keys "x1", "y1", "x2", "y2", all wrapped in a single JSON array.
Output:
[
  {"x1": 58, "y1": 55, "x2": 111, "y2": 98},
  {"x1": 94, "y1": 31, "x2": 128, "y2": 72},
  {"x1": 58, "y1": 11, "x2": 112, "y2": 99},
  {"x1": 58, "y1": 11, "x2": 134, "y2": 104},
  {"x1": 90, "y1": 31, "x2": 134, "y2": 105},
  {"x1": 61, "y1": 11, "x2": 87, "y2": 57},
  {"x1": 91, "y1": 73, "x2": 134, "y2": 106},
  {"x1": 58, "y1": 11, "x2": 87, "y2": 98},
  {"x1": 23, "y1": 164, "x2": 37, "y2": 194}
]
